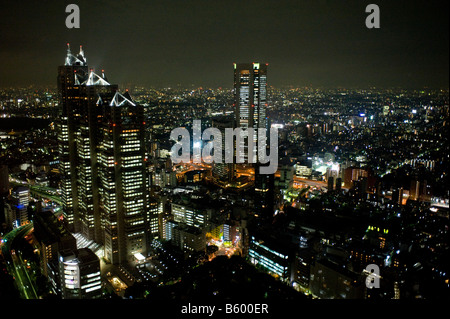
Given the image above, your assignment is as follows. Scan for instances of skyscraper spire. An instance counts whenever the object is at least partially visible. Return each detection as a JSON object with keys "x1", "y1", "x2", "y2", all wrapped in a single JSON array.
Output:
[
  {"x1": 65, "y1": 43, "x2": 87, "y2": 66},
  {"x1": 77, "y1": 45, "x2": 87, "y2": 64},
  {"x1": 65, "y1": 43, "x2": 72, "y2": 66},
  {"x1": 79, "y1": 45, "x2": 85, "y2": 60}
]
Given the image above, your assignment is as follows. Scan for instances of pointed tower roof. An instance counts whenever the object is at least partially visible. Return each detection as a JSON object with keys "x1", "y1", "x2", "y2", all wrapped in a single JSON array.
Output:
[
  {"x1": 65, "y1": 43, "x2": 87, "y2": 66},
  {"x1": 109, "y1": 91, "x2": 136, "y2": 107},
  {"x1": 84, "y1": 69, "x2": 111, "y2": 86},
  {"x1": 76, "y1": 45, "x2": 87, "y2": 64}
]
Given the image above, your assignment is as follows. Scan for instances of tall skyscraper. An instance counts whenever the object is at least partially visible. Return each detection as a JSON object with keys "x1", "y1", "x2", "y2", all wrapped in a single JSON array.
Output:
[
  {"x1": 97, "y1": 89, "x2": 148, "y2": 264},
  {"x1": 58, "y1": 44, "x2": 115, "y2": 242},
  {"x1": 57, "y1": 44, "x2": 148, "y2": 265},
  {"x1": 57, "y1": 44, "x2": 89, "y2": 232},
  {"x1": 234, "y1": 63, "x2": 274, "y2": 216},
  {"x1": 233, "y1": 62, "x2": 268, "y2": 163}
]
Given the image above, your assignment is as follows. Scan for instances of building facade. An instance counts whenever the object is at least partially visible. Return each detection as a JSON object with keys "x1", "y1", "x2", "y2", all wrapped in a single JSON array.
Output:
[
  {"x1": 57, "y1": 44, "x2": 148, "y2": 264},
  {"x1": 58, "y1": 248, "x2": 102, "y2": 299},
  {"x1": 248, "y1": 235, "x2": 292, "y2": 283},
  {"x1": 233, "y1": 62, "x2": 268, "y2": 164}
]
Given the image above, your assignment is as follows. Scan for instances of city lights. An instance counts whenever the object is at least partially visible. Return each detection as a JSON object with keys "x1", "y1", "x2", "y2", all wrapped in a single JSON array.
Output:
[{"x1": 0, "y1": 1, "x2": 448, "y2": 314}]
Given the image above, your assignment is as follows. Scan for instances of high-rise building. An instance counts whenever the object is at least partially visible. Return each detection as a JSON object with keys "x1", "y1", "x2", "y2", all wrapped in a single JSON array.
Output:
[
  {"x1": 57, "y1": 44, "x2": 148, "y2": 265},
  {"x1": 11, "y1": 186, "x2": 29, "y2": 227},
  {"x1": 97, "y1": 89, "x2": 148, "y2": 264},
  {"x1": 57, "y1": 44, "x2": 90, "y2": 232},
  {"x1": 233, "y1": 62, "x2": 268, "y2": 164}
]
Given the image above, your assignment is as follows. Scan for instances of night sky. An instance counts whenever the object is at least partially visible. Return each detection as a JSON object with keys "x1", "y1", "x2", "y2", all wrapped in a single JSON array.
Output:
[{"x1": 0, "y1": 0, "x2": 448, "y2": 89}]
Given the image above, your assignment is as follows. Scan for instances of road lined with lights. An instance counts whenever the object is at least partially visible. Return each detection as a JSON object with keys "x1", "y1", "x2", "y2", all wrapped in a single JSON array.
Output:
[
  {"x1": 0, "y1": 223, "x2": 38, "y2": 299},
  {"x1": 9, "y1": 179, "x2": 63, "y2": 205}
]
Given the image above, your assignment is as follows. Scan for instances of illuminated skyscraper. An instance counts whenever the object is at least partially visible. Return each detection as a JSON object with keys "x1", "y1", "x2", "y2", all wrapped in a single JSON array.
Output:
[
  {"x1": 57, "y1": 44, "x2": 89, "y2": 231},
  {"x1": 57, "y1": 44, "x2": 148, "y2": 264},
  {"x1": 233, "y1": 62, "x2": 268, "y2": 163},
  {"x1": 97, "y1": 90, "x2": 148, "y2": 264},
  {"x1": 58, "y1": 44, "x2": 114, "y2": 242},
  {"x1": 234, "y1": 63, "x2": 274, "y2": 217}
]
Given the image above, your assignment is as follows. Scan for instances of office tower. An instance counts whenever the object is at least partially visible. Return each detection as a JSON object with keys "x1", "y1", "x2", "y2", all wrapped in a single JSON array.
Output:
[
  {"x1": 75, "y1": 79, "x2": 116, "y2": 244},
  {"x1": 233, "y1": 62, "x2": 268, "y2": 163},
  {"x1": 57, "y1": 44, "x2": 89, "y2": 232},
  {"x1": 11, "y1": 186, "x2": 29, "y2": 227},
  {"x1": 97, "y1": 90, "x2": 148, "y2": 264},
  {"x1": 58, "y1": 248, "x2": 102, "y2": 299},
  {"x1": 57, "y1": 44, "x2": 148, "y2": 265}
]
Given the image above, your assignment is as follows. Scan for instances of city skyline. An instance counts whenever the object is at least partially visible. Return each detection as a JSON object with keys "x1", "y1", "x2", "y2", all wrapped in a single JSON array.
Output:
[
  {"x1": 0, "y1": 0, "x2": 449, "y2": 310},
  {"x1": 0, "y1": 0, "x2": 448, "y2": 89},
  {"x1": 1, "y1": 48, "x2": 448, "y2": 303}
]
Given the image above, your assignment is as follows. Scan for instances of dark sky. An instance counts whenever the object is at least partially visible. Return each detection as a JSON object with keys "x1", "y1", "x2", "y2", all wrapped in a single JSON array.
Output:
[{"x1": 0, "y1": 0, "x2": 448, "y2": 89}]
